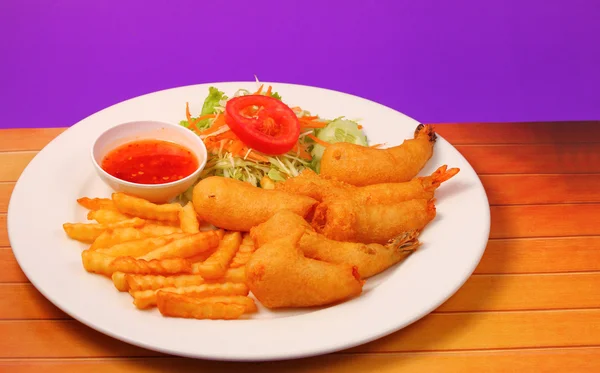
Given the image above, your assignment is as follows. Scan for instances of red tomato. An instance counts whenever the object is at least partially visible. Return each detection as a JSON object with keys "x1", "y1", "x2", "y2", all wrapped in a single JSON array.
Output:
[{"x1": 225, "y1": 95, "x2": 300, "y2": 155}]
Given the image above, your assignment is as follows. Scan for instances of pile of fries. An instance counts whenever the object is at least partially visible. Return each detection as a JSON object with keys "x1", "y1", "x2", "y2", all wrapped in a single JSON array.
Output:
[{"x1": 63, "y1": 193, "x2": 258, "y2": 320}]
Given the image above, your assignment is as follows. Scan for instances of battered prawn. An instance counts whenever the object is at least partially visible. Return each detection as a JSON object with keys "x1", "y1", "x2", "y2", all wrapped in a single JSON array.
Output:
[
  {"x1": 312, "y1": 198, "x2": 436, "y2": 244},
  {"x1": 275, "y1": 165, "x2": 459, "y2": 204},
  {"x1": 250, "y1": 210, "x2": 421, "y2": 278},
  {"x1": 245, "y1": 227, "x2": 364, "y2": 309},
  {"x1": 319, "y1": 124, "x2": 437, "y2": 186}
]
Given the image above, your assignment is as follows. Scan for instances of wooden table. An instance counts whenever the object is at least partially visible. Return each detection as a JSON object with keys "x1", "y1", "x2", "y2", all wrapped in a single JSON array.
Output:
[{"x1": 1, "y1": 122, "x2": 599, "y2": 372}]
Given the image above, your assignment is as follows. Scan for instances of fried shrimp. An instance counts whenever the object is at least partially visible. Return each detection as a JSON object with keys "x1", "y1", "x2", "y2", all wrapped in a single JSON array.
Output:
[
  {"x1": 312, "y1": 198, "x2": 436, "y2": 244},
  {"x1": 251, "y1": 210, "x2": 421, "y2": 278},
  {"x1": 192, "y1": 176, "x2": 318, "y2": 231},
  {"x1": 275, "y1": 166, "x2": 459, "y2": 204},
  {"x1": 245, "y1": 227, "x2": 364, "y2": 309},
  {"x1": 319, "y1": 124, "x2": 437, "y2": 186}
]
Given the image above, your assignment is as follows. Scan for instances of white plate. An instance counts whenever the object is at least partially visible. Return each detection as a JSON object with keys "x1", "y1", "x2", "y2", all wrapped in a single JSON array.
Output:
[{"x1": 8, "y1": 82, "x2": 490, "y2": 361}]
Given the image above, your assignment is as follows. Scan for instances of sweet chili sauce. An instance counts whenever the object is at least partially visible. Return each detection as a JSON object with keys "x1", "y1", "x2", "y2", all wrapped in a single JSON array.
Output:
[{"x1": 101, "y1": 139, "x2": 199, "y2": 184}]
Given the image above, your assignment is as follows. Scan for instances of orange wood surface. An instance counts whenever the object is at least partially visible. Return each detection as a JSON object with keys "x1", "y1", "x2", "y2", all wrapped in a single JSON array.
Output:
[{"x1": 0, "y1": 122, "x2": 599, "y2": 372}]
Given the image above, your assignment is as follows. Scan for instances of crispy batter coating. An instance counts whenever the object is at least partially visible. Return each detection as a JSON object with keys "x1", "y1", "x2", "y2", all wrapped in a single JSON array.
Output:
[
  {"x1": 320, "y1": 124, "x2": 436, "y2": 186},
  {"x1": 312, "y1": 198, "x2": 436, "y2": 244},
  {"x1": 246, "y1": 228, "x2": 364, "y2": 308},
  {"x1": 192, "y1": 176, "x2": 317, "y2": 231}
]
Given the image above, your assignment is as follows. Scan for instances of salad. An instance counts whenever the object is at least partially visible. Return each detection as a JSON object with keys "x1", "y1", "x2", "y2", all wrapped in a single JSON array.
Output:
[{"x1": 178, "y1": 83, "x2": 369, "y2": 201}]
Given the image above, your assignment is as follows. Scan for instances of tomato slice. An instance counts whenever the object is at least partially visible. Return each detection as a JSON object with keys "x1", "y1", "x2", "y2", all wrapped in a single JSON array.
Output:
[{"x1": 225, "y1": 95, "x2": 300, "y2": 155}]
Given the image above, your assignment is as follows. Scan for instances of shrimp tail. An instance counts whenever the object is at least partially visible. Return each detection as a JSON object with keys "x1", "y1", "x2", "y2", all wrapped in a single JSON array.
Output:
[
  {"x1": 418, "y1": 165, "x2": 460, "y2": 192},
  {"x1": 414, "y1": 124, "x2": 437, "y2": 143}
]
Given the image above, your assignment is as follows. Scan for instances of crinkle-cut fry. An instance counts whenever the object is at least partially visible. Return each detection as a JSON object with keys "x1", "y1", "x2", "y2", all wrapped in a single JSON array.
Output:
[
  {"x1": 230, "y1": 234, "x2": 256, "y2": 268},
  {"x1": 63, "y1": 218, "x2": 145, "y2": 243},
  {"x1": 112, "y1": 192, "x2": 182, "y2": 222},
  {"x1": 81, "y1": 250, "x2": 116, "y2": 276},
  {"x1": 157, "y1": 292, "x2": 246, "y2": 320},
  {"x1": 187, "y1": 250, "x2": 216, "y2": 263},
  {"x1": 140, "y1": 230, "x2": 222, "y2": 261},
  {"x1": 192, "y1": 232, "x2": 241, "y2": 279},
  {"x1": 140, "y1": 224, "x2": 182, "y2": 236},
  {"x1": 179, "y1": 201, "x2": 200, "y2": 234},
  {"x1": 109, "y1": 257, "x2": 192, "y2": 276},
  {"x1": 112, "y1": 272, "x2": 128, "y2": 291},
  {"x1": 90, "y1": 227, "x2": 146, "y2": 250},
  {"x1": 77, "y1": 197, "x2": 116, "y2": 211},
  {"x1": 126, "y1": 274, "x2": 206, "y2": 292},
  {"x1": 97, "y1": 233, "x2": 188, "y2": 257},
  {"x1": 87, "y1": 209, "x2": 132, "y2": 224},
  {"x1": 131, "y1": 282, "x2": 249, "y2": 309},
  {"x1": 207, "y1": 267, "x2": 247, "y2": 284}
]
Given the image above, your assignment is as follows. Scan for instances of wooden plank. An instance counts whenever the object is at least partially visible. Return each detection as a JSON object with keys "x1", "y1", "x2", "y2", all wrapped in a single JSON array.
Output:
[
  {"x1": 0, "y1": 152, "x2": 37, "y2": 182},
  {"x1": 481, "y1": 174, "x2": 600, "y2": 205},
  {"x1": 0, "y1": 214, "x2": 8, "y2": 247},
  {"x1": 437, "y1": 273, "x2": 600, "y2": 312},
  {"x1": 434, "y1": 121, "x2": 600, "y2": 144},
  {"x1": 2, "y1": 310, "x2": 600, "y2": 357},
  {"x1": 490, "y1": 204, "x2": 600, "y2": 239},
  {"x1": 455, "y1": 144, "x2": 600, "y2": 174},
  {"x1": 0, "y1": 128, "x2": 65, "y2": 152},
  {"x1": 4, "y1": 272, "x2": 600, "y2": 320},
  {"x1": 353, "y1": 309, "x2": 600, "y2": 353},
  {"x1": 0, "y1": 249, "x2": 27, "y2": 283},
  {"x1": 0, "y1": 284, "x2": 67, "y2": 319},
  {"x1": 476, "y1": 237, "x2": 600, "y2": 274},
  {"x1": 0, "y1": 320, "x2": 158, "y2": 358},
  {"x1": 2, "y1": 347, "x2": 600, "y2": 373},
  {"x1": 0, "y1": 183, "x2": 14, "y2": 213}
]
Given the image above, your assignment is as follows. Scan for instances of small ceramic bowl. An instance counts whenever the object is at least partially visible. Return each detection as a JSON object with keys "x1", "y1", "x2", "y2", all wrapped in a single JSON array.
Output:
[{"x1": 91, "y1": 120, "x2": 207, "y2": 203}]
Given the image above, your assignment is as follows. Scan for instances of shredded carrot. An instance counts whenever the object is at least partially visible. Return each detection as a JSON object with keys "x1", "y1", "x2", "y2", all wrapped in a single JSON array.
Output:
[
  {"x1": 185, "y1": 102, "x2": 192, "y2": 124},
  {"x1": 299, "y1": 116, "x2": 319, "y2": 121},
  {"x1": 357, "y1": 125, "x2": 363, "y2": 130},
  {"x1": 265, "y1": 85, "x2": 272, "y2": 96},
  {"x1": 300, "y1": 122, "x2": 328, "y2": 129},
  {"x1": 253, "y1": 84, "x2": 264, "y2": 95},
  {"x1": 370, "y1": 143, "x2": 385, "y2": 149},
  {"x1": 229, "y1": 140, "x2": 245, "y2": 156},
  {"x1": 246, "y1": 151, "x2": 269, "y2": 162},
  {"x1": 189, "y1": 114, "x2": 217, "y2": 131},
  {"x1": 308, "y1": 134, "x2": 330, "y2": 147}
]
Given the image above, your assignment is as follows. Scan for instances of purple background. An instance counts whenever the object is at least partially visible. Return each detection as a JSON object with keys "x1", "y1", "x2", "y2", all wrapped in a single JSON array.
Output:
[{"x1": 1, "y1": 0, "x2": 599, "y2": 129}]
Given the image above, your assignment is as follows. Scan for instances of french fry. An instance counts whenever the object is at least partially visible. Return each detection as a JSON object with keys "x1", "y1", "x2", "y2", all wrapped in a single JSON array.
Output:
[
  {"x1": 64, "y1": 218, "x2": 145, "y2": 243},
  {"x1": 90, "y1": 227, "x2": 147, "y2": 250},
  {"x1": 97, "y1": 233, "x2": 188, "y2": 257},
  {"x1": 109, "y1": 256, "x2": 192, "y2": 276},
  {"x1": 112, "y1": 272, "x2": 128, "y2": 291},
  {"x1": 187, "y1": 250, "x2": 216, "y2": 263},
  {"x1": 230, "y1": 233, "x2": 257, "y2": 268},
  {"x1": 140, "y1": 231, "x2": 222, "y2": 261},
  {"x1": 140, "y1": 224, "x2": 182, "y2": 236},
  {"x1": 77, "y1": 197, "x2": 116, "y2": 211},
  {"x1": 179, "y1": 201, "x2": 200, "y2": 234},
  {"x1": 192, "y1": 232, "x2": 241, "y2": 279},
  {"x1": 81, "y1": 250, "x2": 117, "y2": 276},
  {"x1": 112, "y1": 192, "x2": 182, "y2": 222},
  {"x1": 126, "y1": 274, "x2": 206, "y2": 292},
  {"x1": 87, "y1": 209, "x2": 132, "y2": 224},
  {"x1": 90, "y1": 225, "x2": 183, "y2": 250},
  {"x1": 131, "y1": 282, "x2": 249, "y2": 309},
  {"x1": 156, "y1": 293, "x2": 255, "y2": 319},
  {"x1": 220, "y1": 267, "x2": 247, "y2": 283}
]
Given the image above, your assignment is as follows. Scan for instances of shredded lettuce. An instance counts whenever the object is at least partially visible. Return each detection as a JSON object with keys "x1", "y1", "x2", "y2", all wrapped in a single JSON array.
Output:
[{"x1": 179, "y1": 87, "x2": 227, "y2": 131}]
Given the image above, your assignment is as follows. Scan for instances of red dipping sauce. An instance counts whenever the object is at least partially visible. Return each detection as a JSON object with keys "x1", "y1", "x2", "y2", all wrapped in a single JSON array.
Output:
[{"x1": 101, "y1": 139, "x2": 199, "y2": 184}]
